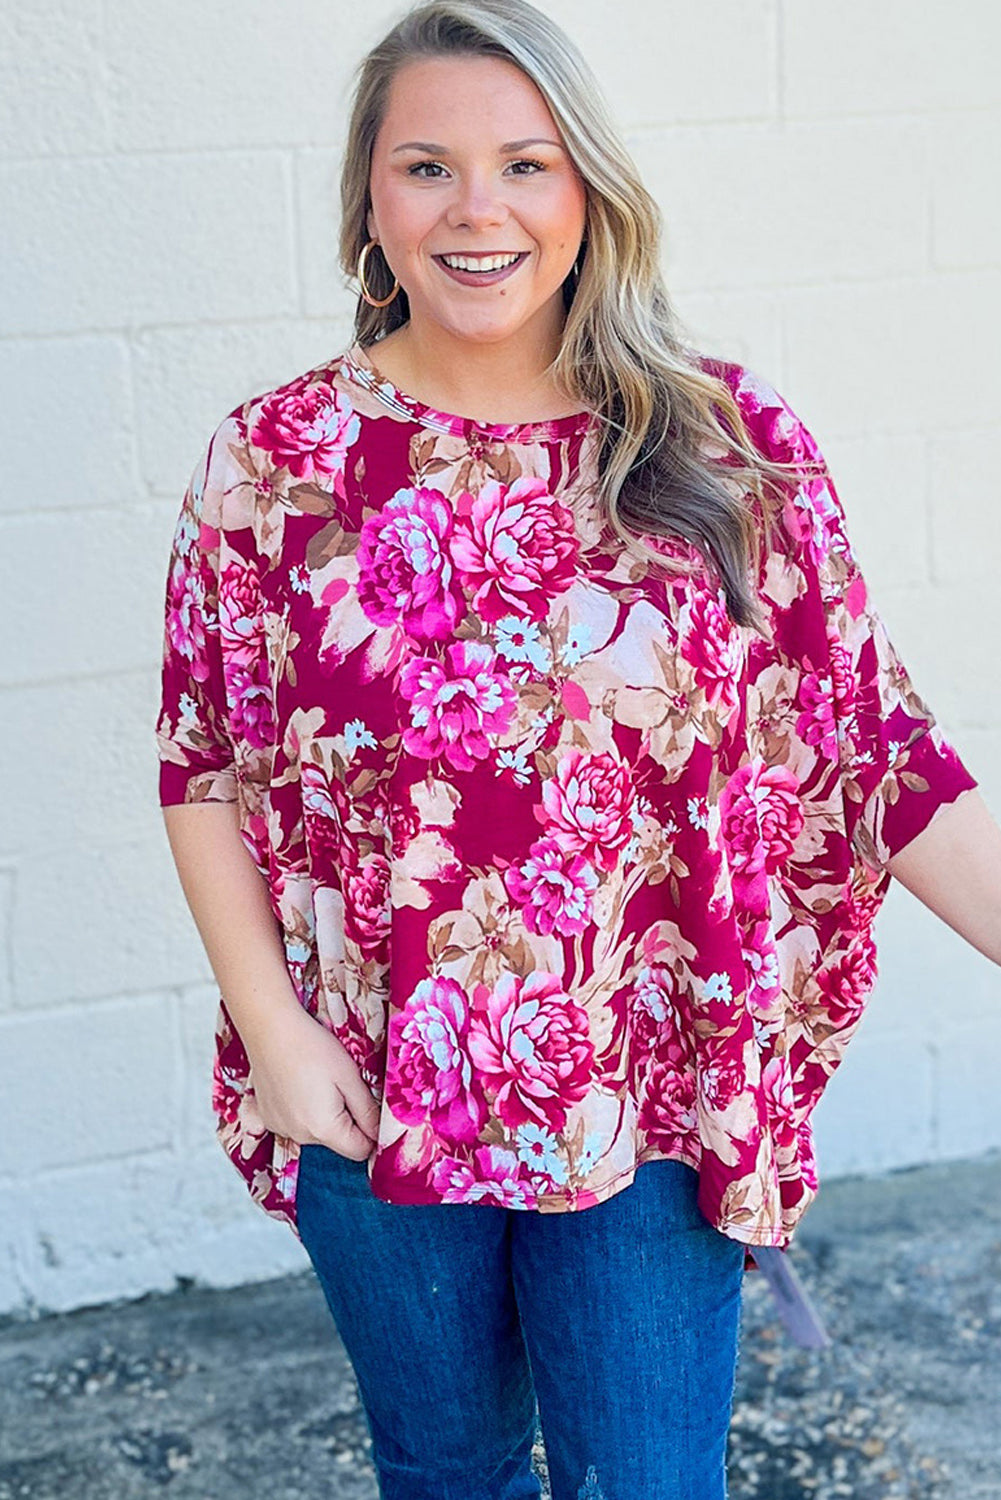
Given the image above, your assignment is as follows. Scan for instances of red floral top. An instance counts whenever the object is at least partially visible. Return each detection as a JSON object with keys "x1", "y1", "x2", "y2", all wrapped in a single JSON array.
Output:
[{"x1": 155, "y1": 342, "x2": 978, "y2": 1255}]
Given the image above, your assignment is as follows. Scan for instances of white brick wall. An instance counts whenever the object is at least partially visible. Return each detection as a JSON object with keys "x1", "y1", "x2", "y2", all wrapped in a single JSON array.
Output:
[{"x1": 1, "y1": 0, "x2": 998, "y2": 1316}]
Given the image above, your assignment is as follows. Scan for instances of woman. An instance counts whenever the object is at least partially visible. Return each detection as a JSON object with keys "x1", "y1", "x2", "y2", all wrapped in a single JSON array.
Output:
[{"x1": 156, "y1": 1, "x2": 1001, "y2": 1496}]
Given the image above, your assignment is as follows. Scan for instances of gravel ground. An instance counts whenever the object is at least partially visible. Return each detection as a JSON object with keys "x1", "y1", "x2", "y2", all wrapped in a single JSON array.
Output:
[{"x1": 1, "y1": 1153, "x2": 998, "y2": 1499}]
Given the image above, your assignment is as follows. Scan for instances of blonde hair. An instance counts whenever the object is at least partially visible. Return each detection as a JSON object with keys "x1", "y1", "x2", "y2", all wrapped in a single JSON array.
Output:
[{"x1": 339, "y1": 0, "x2": 816, "y2": 630}]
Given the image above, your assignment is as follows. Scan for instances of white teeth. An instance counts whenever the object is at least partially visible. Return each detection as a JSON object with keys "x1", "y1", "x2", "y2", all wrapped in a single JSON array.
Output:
[{"x1": 439, "y1": 252, "x2": 522, "y2": 272}]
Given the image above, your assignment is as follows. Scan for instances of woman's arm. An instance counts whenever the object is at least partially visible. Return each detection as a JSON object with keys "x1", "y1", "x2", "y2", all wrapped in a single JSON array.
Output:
[
  {"x1": 162, "y1": 801, "x2": 304, "y2": 1050},
  {"x1": 161, "y1": 801, "x2": 380, "y2": 1155},
  {"x1": 884, "y1": 787, "x2": 1001, "y2": 967}
]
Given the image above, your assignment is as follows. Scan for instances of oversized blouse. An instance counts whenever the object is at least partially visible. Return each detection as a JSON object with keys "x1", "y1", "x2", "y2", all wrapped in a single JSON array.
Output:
[{"x1": 155, "y1": 341, "x2": 978, "y2": 1257}]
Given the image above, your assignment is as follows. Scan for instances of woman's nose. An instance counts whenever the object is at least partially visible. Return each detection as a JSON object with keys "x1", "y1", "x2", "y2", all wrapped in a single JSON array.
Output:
[{"x1": 445, "y1": 172, "x2": 508, "y2": 231}]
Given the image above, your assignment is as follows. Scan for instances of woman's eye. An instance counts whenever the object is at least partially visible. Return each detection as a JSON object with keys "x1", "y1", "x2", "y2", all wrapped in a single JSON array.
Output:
[{"x1": 405, "y1": 158, "x2": 546, "y2": 179}]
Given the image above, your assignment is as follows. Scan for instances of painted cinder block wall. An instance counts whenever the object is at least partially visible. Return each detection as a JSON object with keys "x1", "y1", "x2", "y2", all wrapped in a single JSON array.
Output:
[{"x1": 1, "y1": 0, "x2": 998, "y2": 1316}]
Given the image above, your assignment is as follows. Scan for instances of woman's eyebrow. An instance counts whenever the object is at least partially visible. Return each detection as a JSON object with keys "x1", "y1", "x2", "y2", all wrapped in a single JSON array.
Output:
[{"x1": 390, "y1": 137, "x2": 564, "y2": 154}]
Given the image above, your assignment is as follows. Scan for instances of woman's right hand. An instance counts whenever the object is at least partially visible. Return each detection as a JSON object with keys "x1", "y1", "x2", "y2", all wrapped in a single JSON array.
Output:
[{"x1": 244, "y1": 999, "x2": 381, "y2": 1161}]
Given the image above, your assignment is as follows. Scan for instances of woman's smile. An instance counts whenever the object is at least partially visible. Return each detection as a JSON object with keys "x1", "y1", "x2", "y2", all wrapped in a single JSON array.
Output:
[{"x1": 432, "y1": 249, "x2": 531, "y2": 285}]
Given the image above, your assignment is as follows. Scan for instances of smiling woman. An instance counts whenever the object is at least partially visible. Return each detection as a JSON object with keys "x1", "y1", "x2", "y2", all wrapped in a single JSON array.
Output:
[
  {"x1": 154, "y1": 1, "x2": 1000, "y2": 1498},
  {"x1": 361, "y1": 52, "x2": 590, "y2": 421}
]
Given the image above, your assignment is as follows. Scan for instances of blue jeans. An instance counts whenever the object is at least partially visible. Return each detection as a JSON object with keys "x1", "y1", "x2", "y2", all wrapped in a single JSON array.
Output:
[{"x1": 295, "y1": 1145, "x2": 745, "y2": 1500}]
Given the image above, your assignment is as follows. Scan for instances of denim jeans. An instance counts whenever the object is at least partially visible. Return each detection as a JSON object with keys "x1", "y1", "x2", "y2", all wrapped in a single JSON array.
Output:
[{"x1": 295, "y1": 1144, "x2": 745, "y2": 1500}]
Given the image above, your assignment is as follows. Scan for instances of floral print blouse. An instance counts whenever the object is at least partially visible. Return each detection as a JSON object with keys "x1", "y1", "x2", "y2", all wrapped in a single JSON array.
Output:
[{"x1": 155, "y1": 341, "x2": 978, "y2": 1256}]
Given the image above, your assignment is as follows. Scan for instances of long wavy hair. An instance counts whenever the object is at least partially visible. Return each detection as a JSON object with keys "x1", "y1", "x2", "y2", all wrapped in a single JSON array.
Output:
[{"x1": 339, "y1": 0, "x2": 816, "y2": 631}]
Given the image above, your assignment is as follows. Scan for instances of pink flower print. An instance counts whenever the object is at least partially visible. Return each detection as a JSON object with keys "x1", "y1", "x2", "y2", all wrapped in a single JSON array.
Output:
[
  {"x1": 384, "y1": 977, "x2": 488, "y2": 1144},
  {"x1": 503, "y1": 836, "x2": 598, "y2": 936},
  {"x1": 467, "y1": 972, "x2": 594, "y2": 1133},
  {"x1": 796, "y1": 667, "x2": 839, "y2": 761},
  {"x1": 219, "y1": 557, "x2": 265, "y2": 669},
  {"x1": 211, "y1": 1054, "x2": 241, "y2": 1127},
  {"x1": 633, "y1": 965, "x2": 674, "y2": 1024},
  {"x1": 388, "y1": 792, "x2": 421, "y2": 858},
  {"x1": 826, "y1": 625, "x2": 858, "y2": 738},
  {"x1": 300, "y1": 761, "x2": 350, "y2": 870},
  {"x1": 817, "y1": 944, "x2": 875, "y2": 1026},
  {"x1": 538, "y1": 750, "x2": 636, "y2": 873},
  {"x1": 224, "y1": 660, "x2": 275, "y2": 749},
  {"x1": 762, "y1": 1056, "x2": 798, "y2": 1151},
  {"x1": 719, "y1": 759, "x2": 804, "y2": 912},
  {"x1": 166, "y1": 556, "x2": 211, "y2": 679},
  {"x1": 449, "y1": 477, "x2": 579, "y2": 622},
  {"x1": 343, "y1": 853, "x2": 391, "y2": 957},
  {"x1": 787, "y1": 477, "x2": 847, "y2": 571},
  {"x1": 639, "y1": 1057, "x2": 698, "y2": 1150},
  {"x1": 734, "y1": 369, "x2": 800, "y2": 443},
  {"x1": 357, "y1": 487, "x2": 465, "y2": 642},
  {"x1": 680, "y1": 588, "x2": 744, "y2": 713},
  {"x1": 218, "y1": 557, "x2": 275, "y2": 747},
  {"x1": 430, "y1": 1144, "x2": 537, "y2": 1207},
  {"x1": 631, "y1": 965, "x2": 692, "y2": 1063},
  {"x1": 250, "y1": 380, "x2": 360, "y2": 482},
  {"x1": 741, "y1": 918, "x2": 782, "y2": 1009},
  {"x1": 398, "y1": 640, "x2": 517, "y2": 772},
  {"x1": 698, "y1": 1052, "x2": 746, "y2": 1111}
]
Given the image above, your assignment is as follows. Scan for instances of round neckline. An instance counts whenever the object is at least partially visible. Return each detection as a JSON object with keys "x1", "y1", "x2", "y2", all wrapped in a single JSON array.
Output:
[{"x1": 341, "y1": 341, "x2": 596, "y2": 442}]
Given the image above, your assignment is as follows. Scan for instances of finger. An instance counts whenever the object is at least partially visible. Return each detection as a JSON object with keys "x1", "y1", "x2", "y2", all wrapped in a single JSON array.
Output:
[
  {"x1": 325, "y1": 1117, "x2": 377, "y2": 1160},
  {"x1": 339, "y1": 1070, "x2": 381, "y2": 1143}
]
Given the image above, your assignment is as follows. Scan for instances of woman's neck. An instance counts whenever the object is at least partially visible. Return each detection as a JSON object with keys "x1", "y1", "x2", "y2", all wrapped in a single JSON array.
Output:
[{"x1": 368, "y1": 321, "x2": 583, "y2": 425}]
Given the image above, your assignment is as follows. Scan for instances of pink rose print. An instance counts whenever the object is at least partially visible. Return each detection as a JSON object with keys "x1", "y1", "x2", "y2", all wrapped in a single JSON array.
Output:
[
  {"x1": 398, "y1": 640, "x2": 517, "y2": 772},
  {"x1": 357, "y1": 487, "x2": 464, "y2": 641},
  {"x1": 630, "y1": 966, "x2": 694, "y2": 1065},
  {"x1": 166, "y1": 555, "x2": 211, "y2": 679},
  {"x1": 735, "y1": 371, "x2": 802, "y2": 446},
  {"x1": 219, "y1": 557, "x2": 264, "y2": 668},
  {"x1": 467, "y1": 972, "x2": 594, "y2": 1133},
  {"x1": 343, "y1": 853, "x2": 391, "y2": 957},
  {"x1": 762, "y1": 1056, "x2": 798, "y2": 1151},
  {"x1": 817, "y1": 943, "x2": 875, "y2": 1026},
  {"x1": 681, "y1": 588, "x2": 744, "y2": 713},
  {"x1": 211, "y1": 1054, "x2": 241, "y2": 1127},
  {"x1": 796, "y1": 667, "x2": 839, "y2": 762},
  {"x1": 387, "y1": 792, "x2": 421, "y2": 858},
  {"x1": 504, "y1": 836, "x2": 598, "y2": 936},
  {"x1": 449, "y1": 476, "x2": 579, "y2": 622},
  {"x1": 719, "y1": 759, "x2": 804, "y2": 912},
  {"x1": 639, "y1": 1057, "x2": 698, "y2": 1151},
  {"x1": 223, "y1": 660, "x2": 275, "y2": 749},
  {"x1": 300, "y1": 761, "x2": 351, "y2": 870},
  {"x1": 250, "y1": 379, "x2": 360, "y2": 482},
  {"x1": 786, "y1": 477, "x2": 847, "y2": 572},
  {"x1": 826, "y1": 625, "x2": 858, "y2": 733},
  {"x1": 219, "y1": 557, "x2": 275, "y2": 748},
  {"x1": 537, "y1": 750, "x2": 636, "y2": 873},
  {"x1": 741, "y1": 918, "x2": 782, "y2": 1008},
  {"x1": 384, "y1": 977, "x2": 488, "y2": 1143},
  {"x1": 430, "y1": 1144, "x2": 537, "y2": 1207},
  {"x1": 699, "y1": 1052, "x2": 746, "y2": 1111}
]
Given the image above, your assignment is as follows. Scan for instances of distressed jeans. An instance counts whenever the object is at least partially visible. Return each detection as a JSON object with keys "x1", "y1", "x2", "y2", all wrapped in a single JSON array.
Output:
[{"x1": 295, "y1": 1144, "x2": 745, "y2": 1500}]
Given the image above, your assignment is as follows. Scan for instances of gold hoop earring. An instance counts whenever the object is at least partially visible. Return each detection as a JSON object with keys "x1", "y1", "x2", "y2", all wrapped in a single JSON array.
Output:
[{"x1": 357, "y1": 239, "x2": 400, "y2": 307}]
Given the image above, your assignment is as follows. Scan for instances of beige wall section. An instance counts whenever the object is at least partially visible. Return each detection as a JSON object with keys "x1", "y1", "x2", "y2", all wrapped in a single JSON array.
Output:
[{"x1": 0, "y1": 0, "x2": 998, "y2": 1316}]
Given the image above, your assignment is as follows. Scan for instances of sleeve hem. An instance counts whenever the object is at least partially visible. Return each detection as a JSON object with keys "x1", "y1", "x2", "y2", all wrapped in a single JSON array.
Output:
[
  {"x1": 159, "y1": 760, "x2": 239, "y2": 806},
  {"x1": 865, "y1": 727, "x2": 979, "y2": 867}
]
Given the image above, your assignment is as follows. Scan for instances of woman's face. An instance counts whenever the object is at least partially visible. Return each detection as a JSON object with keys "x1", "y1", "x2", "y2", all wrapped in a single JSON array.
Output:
[{"x1": 366, "y1": 54, "x2": 588, "y2": 350}]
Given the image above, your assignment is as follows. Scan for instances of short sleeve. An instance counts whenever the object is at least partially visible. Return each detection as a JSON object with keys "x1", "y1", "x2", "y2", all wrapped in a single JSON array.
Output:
[
  {"x1": 766, "y1": 391, "x2": 979, "y2": 873},
  {"x1": 155, "y1": 415, "x2": 242, "y2": 806}
]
